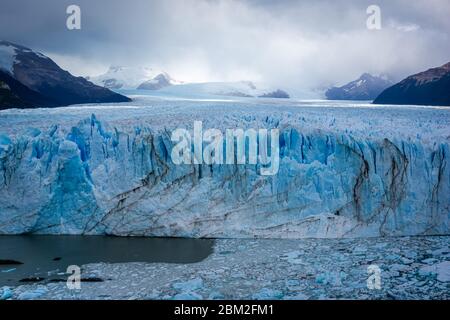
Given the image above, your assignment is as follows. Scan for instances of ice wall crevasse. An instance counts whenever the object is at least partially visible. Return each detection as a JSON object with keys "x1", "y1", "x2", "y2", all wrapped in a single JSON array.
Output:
[{"x1": 0, "y1": 114, "x2": 448, "y2": 238}]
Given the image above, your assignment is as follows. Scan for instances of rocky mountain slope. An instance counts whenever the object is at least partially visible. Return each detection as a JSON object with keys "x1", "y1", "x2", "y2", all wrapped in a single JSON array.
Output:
[
  {"x1": 0, "y1": 41, "x2": 130, "y2": 109},
  {"x1": 326, "y1": 73, "x2": 394, "y2": 100},
  {"x1": 88, "y1": 66, "x2": 179, "y2": 90},
  {"x1": 374, "y1": 62, "x2": 450, "y2": 106}
]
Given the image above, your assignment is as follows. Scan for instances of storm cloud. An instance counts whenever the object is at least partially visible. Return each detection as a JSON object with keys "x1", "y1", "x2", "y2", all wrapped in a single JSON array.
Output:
[{"x1": 0, "y1": 0, "x2": 449, "y2": 96}]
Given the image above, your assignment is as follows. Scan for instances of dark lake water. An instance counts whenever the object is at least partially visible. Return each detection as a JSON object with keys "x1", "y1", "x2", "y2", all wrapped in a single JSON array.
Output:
[{"x1": 0, "y1": 235, "x2": 214, "y2": 286}]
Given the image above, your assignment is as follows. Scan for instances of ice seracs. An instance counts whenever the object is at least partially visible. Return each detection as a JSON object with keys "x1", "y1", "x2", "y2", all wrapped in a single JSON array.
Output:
[{"x1": 0, "y1": 98, "x2": 448, "y2": 238}]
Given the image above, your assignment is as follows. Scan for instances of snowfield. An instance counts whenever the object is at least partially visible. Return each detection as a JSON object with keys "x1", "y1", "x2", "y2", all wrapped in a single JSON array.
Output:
[{"x1": 0, "y1": 96, "x2": 449, "y2": 238}]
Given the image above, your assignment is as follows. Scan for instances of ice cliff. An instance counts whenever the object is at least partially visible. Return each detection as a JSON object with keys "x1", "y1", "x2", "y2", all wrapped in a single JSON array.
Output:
[{"x1": 0, "y1": 100, "x2": 449, "y2": 238}]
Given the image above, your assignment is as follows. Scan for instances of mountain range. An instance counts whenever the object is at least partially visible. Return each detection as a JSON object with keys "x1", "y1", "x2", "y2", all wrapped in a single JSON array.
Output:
[
  {"x1": 1, "y1": 40, "x2": 448, "y2": 108},
  {"x1": 0, "y1": 41, "x2": 130, "y2": 110},
  {"x1": 89, "y1": 66, "x2": 291, "y2": 99},
  {"x1": 87, "y1": 66, "x2": 181, "y2": 90}
]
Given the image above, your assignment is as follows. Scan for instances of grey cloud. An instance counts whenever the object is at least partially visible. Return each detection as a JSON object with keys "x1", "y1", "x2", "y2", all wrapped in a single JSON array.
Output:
[{"x1": 0, "y1": 0, "x2": 449, "y2": 96}]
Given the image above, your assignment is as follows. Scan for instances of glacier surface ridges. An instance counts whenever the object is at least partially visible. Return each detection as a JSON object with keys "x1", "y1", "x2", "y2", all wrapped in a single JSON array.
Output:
[{"x1": 0, "y1": 98, "x2": 449, "y2": 238}]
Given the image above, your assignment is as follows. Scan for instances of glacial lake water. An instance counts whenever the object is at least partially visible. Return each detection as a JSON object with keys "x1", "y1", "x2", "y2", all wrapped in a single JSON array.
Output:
[{"x1": 0, "y1": 235, "x2": 214, "y2": 286}]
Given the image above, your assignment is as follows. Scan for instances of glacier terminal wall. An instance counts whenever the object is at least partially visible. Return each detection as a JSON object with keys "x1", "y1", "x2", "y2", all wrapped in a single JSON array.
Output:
[{"x1": 0, "y1": 103, "x2": 449, "y2": 238}]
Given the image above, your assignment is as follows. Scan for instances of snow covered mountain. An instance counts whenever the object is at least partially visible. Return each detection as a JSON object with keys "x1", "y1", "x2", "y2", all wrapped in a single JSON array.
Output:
[
  {"x1": 89, "y1": 66, "x2": 290, "y2": 98},
  {"x1": 137, "y1": 72, "x2": 181, "y2": 90},
  {"x1": 374, "y1": 62, "x2": 450, "y2": 106},
  {"x1": 325, "y1": 73, "x2": 394, "y2": 100},
  {"x1": 88, "y1": 66, "x2": 179, "y2": 90},
  {"x1": 152, "y1": 81, "x2": 290, "y2": 99},
  {"x1": 0, "y1": 99, "x2": 448, "y2": 238},
  {"x1": 0, "y1": 41, "x2": 130, "y2": 109}
]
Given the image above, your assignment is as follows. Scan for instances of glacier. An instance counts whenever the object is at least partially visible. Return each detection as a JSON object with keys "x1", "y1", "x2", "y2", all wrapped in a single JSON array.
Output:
[{"x1": 0, "y1": 97, "x2": 449, "y2": 238}]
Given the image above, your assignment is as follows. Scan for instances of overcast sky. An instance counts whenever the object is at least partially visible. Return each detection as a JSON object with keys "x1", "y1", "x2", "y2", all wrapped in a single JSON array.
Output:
[{"x1": 0, "y1": 0, "x2": 449, "y2": 94}]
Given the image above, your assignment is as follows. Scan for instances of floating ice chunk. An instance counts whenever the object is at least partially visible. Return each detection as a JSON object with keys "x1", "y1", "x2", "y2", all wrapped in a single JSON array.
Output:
[
  {"x1": 252, "y1": 288, "x2": 284, "y2": 300},
  {"x1": 17, "y1": 286, "x2": 48, "y2": 300},
  {"x1": 172, "y1": 277, "x2": 203, "y2": 292},
  {"x1": 315, "y1": 271, "x2": 346, "y2": 286},
  {"x1": 285, "y1": 292, "x2": 308, "y2": 300},
  {"x1": 285, "y1": 279, "x2": 300, "y2": 287},
  {"x1": 281, "y1": 251, "x2": 304, "y2": 264},
  {"x1": 389, "y1": 264, "x2": 409, "y2": 274},
  {"x1": 208, "y1": 291, "x2": 225, "y2": 300},
  {"x1": 419, "y1": 261, "x2": 450, "y2": 282},
  {"x1": 421, "y1": 258, "x2": 439, "y2": 265},
  {"x1": 432, "y1": 247, "x2": 449, "y2": 257},
  {"x1": 173, "y1": 292, "x2": 203, "y2": 300},
  {"x1": 0, "y1": 286, "x2": 13, "y2": 300},
  {"x1": 352, "y1": 246, "x2": 367, "y2": 255}
]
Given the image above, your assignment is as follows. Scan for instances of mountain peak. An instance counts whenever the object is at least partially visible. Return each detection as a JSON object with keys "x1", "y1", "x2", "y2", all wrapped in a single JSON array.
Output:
[
  {"x1": 440, "y1": 61, "x2": 450, "y2": 70},
  {"x1": 359, "y1": 73, "x2": 373, "y2": 79},
  {"x1": 89, "y1": 65, "x2": 176, "y2": 90},
  {"x1": 137, "y1": 72, "x2": 181, "y2": 90},
  {"x1": 326, "y1": 73, "x2": 394, "y2": 100}
]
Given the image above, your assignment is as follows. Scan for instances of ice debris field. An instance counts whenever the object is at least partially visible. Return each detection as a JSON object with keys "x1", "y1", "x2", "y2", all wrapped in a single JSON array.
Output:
[{"x1": 3, "y1": 236, "x2": 449, "y2": 300}]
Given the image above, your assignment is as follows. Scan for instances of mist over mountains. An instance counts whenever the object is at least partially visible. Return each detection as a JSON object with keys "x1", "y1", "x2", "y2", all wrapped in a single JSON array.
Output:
[
  {"x1": 1, "y1": 39, "x2": 449, "y2": 108},
  {"x1": 1, "y1": 0, "x2": 449, "y2": 94}
]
